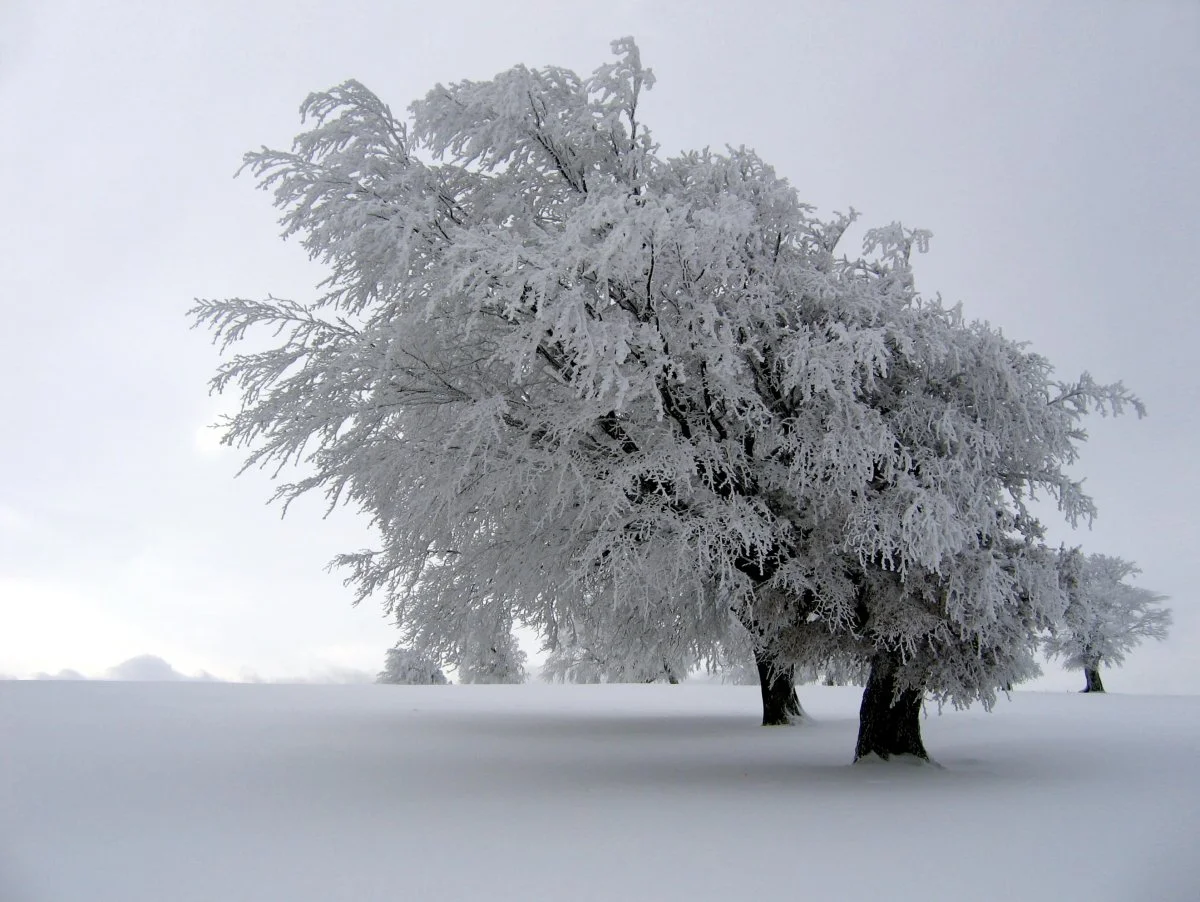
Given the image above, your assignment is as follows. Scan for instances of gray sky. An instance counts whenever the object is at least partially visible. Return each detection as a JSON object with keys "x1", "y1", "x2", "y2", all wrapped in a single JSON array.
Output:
[{"x1": 1, "y1": 0, "x2": 1196, "y2": 689}]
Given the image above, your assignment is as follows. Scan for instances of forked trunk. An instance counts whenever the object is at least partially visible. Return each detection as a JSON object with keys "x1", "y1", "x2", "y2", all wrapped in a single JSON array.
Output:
[
  {"x1": 1082, "y1": 665, "x2": 1105, "y2": 693},
  {"x1": 755, "y1": 650, "x2": 804, "y2": 725},
  {"x1": 854, "y1": 649, "x2": 928, "y2": 761}
]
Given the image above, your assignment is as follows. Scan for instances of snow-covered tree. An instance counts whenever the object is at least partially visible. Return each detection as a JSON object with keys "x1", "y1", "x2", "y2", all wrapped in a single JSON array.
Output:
[
  {"x1": 714, "y1": 633, "x2": 760, "y2": 687},
  {"x1": 722, "y1": 269, "x2": 1142, "y2": 756},
  {"x1": 452, "y1": 607, "x2": 528, "y2": 684},
  {"x1": 830, "y1": 313, "x2": 1141, "y2": 760},
  {"x1": 540, "y1": 602, "x2": 691, "y2": 683},
  {"x1": 190, "y1": 39, "x2": 828, "y2": 721},
  {"x1": 378, "y1": 644, "x2": 448, "y2": 685},
  {"x1": 192, "y1": 39, "x2": 1141, "y2": 761},
  {"x1": 1047, "y1": 550, "x2": 1171, "y2": 693}
]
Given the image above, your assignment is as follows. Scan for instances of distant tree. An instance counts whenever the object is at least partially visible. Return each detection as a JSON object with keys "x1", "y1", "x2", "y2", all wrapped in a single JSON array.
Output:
[
  {"x1": 192, "y1": 38, "x2": 1141, "y2": 761},
  {"x1": 454, "y1": 610, "x2": 528, "y2": 684},
  {"x1": 377, "y1": 644, "x2": 448, "y2": 685},
  {"x1": 541, "y1": 644, "x2": 683, "y2": 684},
  {"x1": 715, "y1": 657, "x2": 760, "y2": 687},
  {"x1": 1047, "y1": 550, "x2": 1171, "y2": 693},
  {"x1": 710, "y1": 620, "x2": 761, "y2": 686},
  {"x1": 541, "y1": 602, "x2": 691, "y2": 683}
]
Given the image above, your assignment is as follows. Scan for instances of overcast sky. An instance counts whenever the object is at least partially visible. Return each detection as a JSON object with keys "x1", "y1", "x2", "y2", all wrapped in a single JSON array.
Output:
[{"x1": 1, "y1": 0, "x2": 1196, "y2": 688}]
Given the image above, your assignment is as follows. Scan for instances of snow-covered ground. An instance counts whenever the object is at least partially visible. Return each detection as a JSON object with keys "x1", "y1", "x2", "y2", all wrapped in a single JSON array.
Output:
[{"x1": 2, "y1": 682, "x2": 1197, "y2": 901}]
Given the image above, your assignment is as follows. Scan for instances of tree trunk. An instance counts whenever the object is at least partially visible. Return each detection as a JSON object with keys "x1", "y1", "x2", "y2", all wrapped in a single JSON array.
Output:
[
  {"x1": 755, "y1": 650, "x2": 804, "y2": 725},
  {"x1": 854, "y1": 649, "x2": 928, "y2": 762},
  {"x1": 1082, "y1": 665, "x2": 1105, "y2": 693}
]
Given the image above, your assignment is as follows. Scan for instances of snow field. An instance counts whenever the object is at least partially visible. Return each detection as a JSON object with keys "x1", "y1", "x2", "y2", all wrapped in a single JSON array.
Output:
[{"x1": 2, "y1": 682, "x2": 1197, "y2": 901}]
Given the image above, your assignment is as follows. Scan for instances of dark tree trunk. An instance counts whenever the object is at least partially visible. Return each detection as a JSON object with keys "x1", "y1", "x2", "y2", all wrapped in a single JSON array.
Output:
[
  {"x1": 854, "y1": 649, "x2": 928, "y2": 762},
  {"x1": 1082, "y1": 665, "x2": 1105, "y2": 693},
  {"x1": 755, "y1": 650, "x2": 804, "y2": 725}
]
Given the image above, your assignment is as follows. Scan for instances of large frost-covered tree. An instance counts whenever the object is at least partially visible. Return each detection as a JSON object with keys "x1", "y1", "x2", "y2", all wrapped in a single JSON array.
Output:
[
  {"x1": 191, "y1": 38, "x2": 827, "y2": 720},
  {"x1": 192, "y1": 39, "x2": 1141, "y2": 761},
  {"x1": 1048, "y1": 550, "x2": 1171, "y2": 693}
]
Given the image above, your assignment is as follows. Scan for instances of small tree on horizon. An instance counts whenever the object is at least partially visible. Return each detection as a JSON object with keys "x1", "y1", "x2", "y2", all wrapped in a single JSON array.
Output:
[
  {"x1": 378, "y1": 644, "x2": 448, "y2": 685},
  {"x1": 453, "y1": 608, "x2": 528, "y2": 684},
  {"x1": 1048, "y1": 550, "x2": 1171, "y2": 693},
  {"x1": 540, "y1": 603, "x2": 692, "y2": 684}
]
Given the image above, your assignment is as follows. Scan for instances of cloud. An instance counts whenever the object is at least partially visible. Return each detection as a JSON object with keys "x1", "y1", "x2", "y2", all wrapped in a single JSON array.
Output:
[
  {"x1": 192, "y1": 421, "x2": 228, "y2": 458},
  {"x1": 97, "y1": 655, "x2": 374, "y2": 683},
  {"x1": 10, "y1": 654, "x2": 375, "y2": 684},
  {"x1": 0, "y1": 503, "x2": 29, "y2": 534},
  {"x1": 227, "y1": 665, "x2": 377, "y2": 684},
  {"x1": 102, "y1": 654, "x2": 218, "y2": 682},
  {"x1": 33, "y1": 668, "x2": 87, "y2": 680},
  {"x1": 0, "y1": 577, "x2": 159, "y2": 676},
  {"x1": 286, "y1": 665, "x2": 375, "y2": 684}
]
